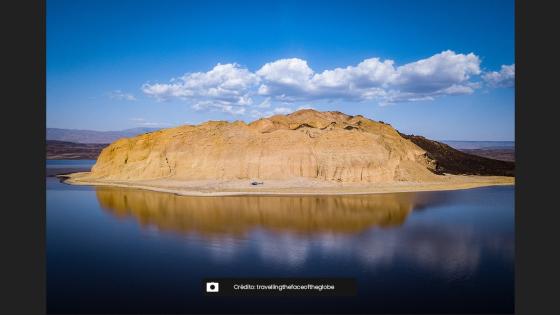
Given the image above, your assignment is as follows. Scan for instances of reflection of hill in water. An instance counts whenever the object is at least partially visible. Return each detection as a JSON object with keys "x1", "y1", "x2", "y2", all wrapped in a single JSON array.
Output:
[{"x1": 95, "y1": 187, "x2": 425, "y2": 235}]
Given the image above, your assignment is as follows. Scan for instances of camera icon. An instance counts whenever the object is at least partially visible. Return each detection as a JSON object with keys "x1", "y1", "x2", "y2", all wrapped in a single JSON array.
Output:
[{"x1": 206, "y1": 282, "x2": 219, "y2": 293}]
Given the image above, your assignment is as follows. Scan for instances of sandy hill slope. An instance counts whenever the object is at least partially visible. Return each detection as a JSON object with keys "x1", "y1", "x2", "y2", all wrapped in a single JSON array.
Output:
[{"x1": 82, "y1": 109, "x2": 441, "y2": 183}]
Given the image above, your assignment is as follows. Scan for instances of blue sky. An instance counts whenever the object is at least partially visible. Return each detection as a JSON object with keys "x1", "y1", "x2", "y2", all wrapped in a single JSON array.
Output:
[{"x1": 47, "y1": 0, "x2": 514, "y2": 141}]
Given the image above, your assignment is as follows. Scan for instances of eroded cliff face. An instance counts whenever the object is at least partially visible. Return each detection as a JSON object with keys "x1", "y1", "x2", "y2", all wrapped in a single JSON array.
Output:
[{"x1": 87, "y1": 109, "x2": 439, "y2": 183}]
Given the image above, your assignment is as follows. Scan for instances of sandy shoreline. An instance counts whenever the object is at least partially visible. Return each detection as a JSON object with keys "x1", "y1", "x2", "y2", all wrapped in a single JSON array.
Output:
[{"x1": 63, "y1": 172, "x2": 514, "y2": 196}]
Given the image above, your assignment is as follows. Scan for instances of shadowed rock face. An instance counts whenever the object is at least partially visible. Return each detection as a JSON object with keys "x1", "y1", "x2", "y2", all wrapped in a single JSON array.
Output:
[
  {"x1": 96, "y1": 187, "x2": 416, "y2": 236},
  {"x1": 399, "y1": 134, "x2": 515, "y2": 176},
  {"x1": 87, "y1": 109, "x2": 439, "y2": 183}
]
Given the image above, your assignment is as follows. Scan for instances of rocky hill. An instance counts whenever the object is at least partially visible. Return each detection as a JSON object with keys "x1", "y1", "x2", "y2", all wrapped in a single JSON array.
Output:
[
  {"x1": 400, "y1": 134, "x2": 515, "y2": 176},
  {"x1": 84, "y1": 109, "x2": 441, "y2": 183},
  {"x1": 73, "y1": 110, "x2": 514, "y2": 187}
]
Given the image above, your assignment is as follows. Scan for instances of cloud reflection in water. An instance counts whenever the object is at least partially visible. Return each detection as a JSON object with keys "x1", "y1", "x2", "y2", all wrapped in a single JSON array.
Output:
[{"x1": 95, "y1": 187, "x2": 513, "y2": 278}]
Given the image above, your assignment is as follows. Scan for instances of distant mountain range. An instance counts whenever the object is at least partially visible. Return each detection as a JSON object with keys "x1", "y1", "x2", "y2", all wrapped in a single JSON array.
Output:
[
  {"x1": 46, "y1": 127, "x2": 161, "y2": 144},
  {"x1": 439, "y1": 140, "x2": 514, "y2": 150},
  {"x1": 438, "y1": 141, "x2": 515, "y2": 161},
  {"x1": 47, "y1": 127, "x2": 515, "y2": 148},
  {"x1": 46, "y1": 140, "x2": 108, "y2": 160},
  {"x1": 46, "y1": 127, "x2": 515, "y2": 163}
]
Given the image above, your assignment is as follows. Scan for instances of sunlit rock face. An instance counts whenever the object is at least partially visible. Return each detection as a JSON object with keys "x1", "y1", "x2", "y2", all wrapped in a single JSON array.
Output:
[{"x1": 86, "y1": 109, "x2": 438, "y2": 182}]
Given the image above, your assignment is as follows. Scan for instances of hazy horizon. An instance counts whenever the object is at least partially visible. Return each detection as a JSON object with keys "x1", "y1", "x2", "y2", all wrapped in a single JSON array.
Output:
[{"x1": 45, "y1": 125, "x2": 515, "y2": 143}]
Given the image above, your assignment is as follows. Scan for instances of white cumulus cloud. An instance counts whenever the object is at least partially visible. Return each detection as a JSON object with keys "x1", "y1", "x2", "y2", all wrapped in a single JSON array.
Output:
[
  {"x1": 142, "y1": 63, "x2": 259, "y2": 114},
  {"x1": 391, "y1": 50, "x2": 481, "y2": 94},
  {"x1": 142, "y1": 51, "x2": 511, "y2": 115},
  {"x1": 255, "y1": 50, "x2": 481, "y2": 104},
  {"x1": 482, "y1": 64, "x2": 515, "y2": 88}
]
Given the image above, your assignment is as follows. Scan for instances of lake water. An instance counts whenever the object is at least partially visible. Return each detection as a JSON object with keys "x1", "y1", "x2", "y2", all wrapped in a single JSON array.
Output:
[{"x1": 47, "y1": 160, "x2": 514, "y2": 314}]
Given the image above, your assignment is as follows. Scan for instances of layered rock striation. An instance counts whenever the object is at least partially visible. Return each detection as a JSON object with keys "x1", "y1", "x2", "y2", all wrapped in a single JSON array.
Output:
[{"x1": 85, "y1": 109, "x2": 440, "y2": 183}]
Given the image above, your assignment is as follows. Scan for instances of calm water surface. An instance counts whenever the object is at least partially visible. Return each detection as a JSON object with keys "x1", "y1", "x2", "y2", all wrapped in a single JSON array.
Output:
[{"x1": 47, "y1": 160, "x2": 514, "y2": 314}]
